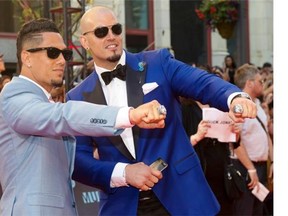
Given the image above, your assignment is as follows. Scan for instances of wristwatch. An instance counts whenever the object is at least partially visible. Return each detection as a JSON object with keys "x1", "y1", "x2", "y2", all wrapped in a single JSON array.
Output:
[{"x1": 231, "y1": 92, "x2": 252, "y2": 103}]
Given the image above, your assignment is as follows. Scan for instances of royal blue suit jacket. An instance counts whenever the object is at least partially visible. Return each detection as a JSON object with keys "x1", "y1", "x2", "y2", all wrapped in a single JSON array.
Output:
[{"x1": 67, "y1": 48, "x2": 241, "y2": 215}]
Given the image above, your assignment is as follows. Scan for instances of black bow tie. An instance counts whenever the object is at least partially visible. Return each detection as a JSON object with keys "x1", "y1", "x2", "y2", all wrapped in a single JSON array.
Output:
[{"x1": 101, "y1": 64, "x2": 127, "y2": 85}]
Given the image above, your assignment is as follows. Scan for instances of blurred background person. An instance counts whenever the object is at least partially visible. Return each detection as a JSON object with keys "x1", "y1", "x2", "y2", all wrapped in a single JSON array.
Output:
[
  {"x1": 181, "y1": 65, "x2": 258, "y2": 215},
  {"x1": 233, "y1": 63, "x2": 273, "y2": 216},
  {"x1": 50, "y1": 84, "x2": 65, "y2": 103},
  {"x1": 224, "y1": 55, "x2": 237, "y2": 84},
  {"x1": 0, "y1": 53, "x2": 6, "y2": 77},
  {"x1": 0, "y1": 75, "x2": 11, "y2": 92},
  {"x1": 212, "y1": 65, "x2": 230, "y2": 81}
]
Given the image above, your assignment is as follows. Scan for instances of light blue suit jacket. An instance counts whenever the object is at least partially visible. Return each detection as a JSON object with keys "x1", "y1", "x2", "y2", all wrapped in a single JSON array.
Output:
[
  {"x1": 0, "y1": 77, "x2": 123, "y2": 216},
  {"x1": 67, "y1": 48, "x2": 242, "y2": 215}
]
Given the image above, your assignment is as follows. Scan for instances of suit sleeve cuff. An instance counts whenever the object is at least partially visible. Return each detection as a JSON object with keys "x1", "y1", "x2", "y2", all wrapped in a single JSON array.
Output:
[
  {"x1": 110, "y1": 162, "x2": 129, "y2": 188},
  {"x1": 115, "y1": 107, "x2": 134, "y2": 128},
  {"x1": 227, "y1": 92, "x2": 252, "y2": 108}
]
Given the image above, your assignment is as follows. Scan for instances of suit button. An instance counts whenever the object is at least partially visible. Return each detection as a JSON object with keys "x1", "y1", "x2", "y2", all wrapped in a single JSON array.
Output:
[{"x1": 90, "y1": 118, "x2": 107, "y2": 124}]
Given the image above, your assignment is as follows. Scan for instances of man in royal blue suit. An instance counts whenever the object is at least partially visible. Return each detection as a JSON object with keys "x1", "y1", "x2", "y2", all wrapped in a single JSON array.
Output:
[{"x1": 67, "y1": 6, "x2": 257, "y2": 215}]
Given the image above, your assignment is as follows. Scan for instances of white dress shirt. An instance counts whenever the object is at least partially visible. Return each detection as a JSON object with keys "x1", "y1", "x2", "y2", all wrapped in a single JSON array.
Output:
[
  {"x1": 94, "y1": 52, "x2": 134, "y2": 187},
  {"x1": 240, "y1": 98, "x2": 269, "y2": 161}
]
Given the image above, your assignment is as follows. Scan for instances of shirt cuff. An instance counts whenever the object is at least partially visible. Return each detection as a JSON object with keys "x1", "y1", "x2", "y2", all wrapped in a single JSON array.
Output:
[
  {"x1": 110, "y1": 162, "x2": 129, "y2": 188},
  {"x1": 115, "y1": 107, "x2": 134, "y2": 128},
  {"x1": 227, "y1": 92, "x2": 251, "y2": 108}
]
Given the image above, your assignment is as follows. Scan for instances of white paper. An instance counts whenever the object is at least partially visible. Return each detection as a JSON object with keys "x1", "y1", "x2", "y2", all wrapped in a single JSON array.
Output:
[
  {"x1": 142, "y1": 82, "x2": 159, "y2": 95},
  {"x1": 202, "y1": 107, "x2": 236, "y2": 142},
  {"x1": 251, "y1": 182, "x2": 270, "y2": 202}
]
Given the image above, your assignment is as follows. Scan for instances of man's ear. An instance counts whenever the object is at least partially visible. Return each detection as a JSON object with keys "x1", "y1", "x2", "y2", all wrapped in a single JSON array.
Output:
[
  {"x1": 246, "y1": 80, "x2": 253, "y2": 88},
  {"x1": 21, "y1": 50, "x2": 31, "y2": 68},
  {"x1": 79, "y1": 35, "x2": 89, "y2": 51}
]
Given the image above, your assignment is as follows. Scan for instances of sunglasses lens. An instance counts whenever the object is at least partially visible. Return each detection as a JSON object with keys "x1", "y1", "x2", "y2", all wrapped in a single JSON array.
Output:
[
  {"x1": 94, "y1": 27, "x2": 109, "y2": 38},
  {"x1": 62, "y1": 49, "x2": 73, "y2": 61},
  {"x1": 93, "y1": 24, "x2": 122, "y2": 38},
  {"x1": 112, "y1": 24, "x2": 122, "y2": 35},
  {"x1": 46, "y1": 47, "x2": 72, "y2": 61},
  {"x1": 47, "y1": 47, "x2": 61, "y2": 59}
]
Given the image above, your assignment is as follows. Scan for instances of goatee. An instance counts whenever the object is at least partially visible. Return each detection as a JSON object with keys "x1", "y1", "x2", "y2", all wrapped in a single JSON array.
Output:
[
  {"x1": 107, "y1": 54, "x2": 121, "y2": 63},
  {"x1": 51, "y1": 79, "x2": 63, "y2": 88}
]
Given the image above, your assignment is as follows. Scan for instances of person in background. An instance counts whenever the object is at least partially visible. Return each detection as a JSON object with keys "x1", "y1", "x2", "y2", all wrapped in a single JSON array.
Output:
[
  {"x1": 50, "y1": 84, "x2": 65, "y2": 102},
  {"x1": 233, "y1": 63, "x2": 273, "y2": 216},
  {"x1": 224, "y1": 55, "x2": 237, "y2": 84},
  {"x1": 181, "y1": 65, "x2": 258, "y2": 215},
  {"x1": 0, "y1": 75, "x2": 11, "y2": 92},
  {"x1": 0, "y1": 53, "x2": 6, "y2": 77},
  {"x1": 261, "y1": 62, "x2": 273, "y2": 79},
  {"x1": 212, "y1": 65, "x2": 230, "y2": 81},
  {"x1": 0, "y1": 18, "x2": 166, "y2": 216},
  {"x1": 66, "y1": 6, "x2": 257, "y2": 215}
]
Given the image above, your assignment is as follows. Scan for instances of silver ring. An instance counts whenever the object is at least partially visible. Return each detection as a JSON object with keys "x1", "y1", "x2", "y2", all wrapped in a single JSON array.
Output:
[
  {"x1": 157, "y1": 105, "x2": 167, "y2": 115},
  {"x1": 233, "y1": 104, "x2": 244, "y2": 114}
]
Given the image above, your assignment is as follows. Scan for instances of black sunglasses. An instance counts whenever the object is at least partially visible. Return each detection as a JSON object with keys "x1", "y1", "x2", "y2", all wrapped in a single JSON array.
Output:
[
  {"x1": 26, "y1": 47, "x2": 73, "y2": 61},
  {"x1": 83, "y1": 23, "x2": 122, "y2": 38}
]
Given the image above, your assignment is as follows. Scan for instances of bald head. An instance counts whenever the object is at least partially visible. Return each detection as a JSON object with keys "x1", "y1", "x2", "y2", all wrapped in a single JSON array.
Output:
[
  {"x1": 80, "y1": 6, "x2": 118, "y2": 34},
  {"x1": 79, "y1": 6, "x2": 123, "y2": 69}
]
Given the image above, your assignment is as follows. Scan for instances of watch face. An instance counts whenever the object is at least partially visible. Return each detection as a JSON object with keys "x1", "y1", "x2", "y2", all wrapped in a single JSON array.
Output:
[
  {"x1": 232, "y1": 93, "x2": 251, "y2": 103},
  {"x1": 240, "y1": 93, "x2": 251, "y2": 99}
]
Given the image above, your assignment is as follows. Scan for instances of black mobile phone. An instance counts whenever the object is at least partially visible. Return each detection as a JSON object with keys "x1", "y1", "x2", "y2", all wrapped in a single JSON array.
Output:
[{"x1": 150, "y1": 157, "x2": 168, "y2": 172}]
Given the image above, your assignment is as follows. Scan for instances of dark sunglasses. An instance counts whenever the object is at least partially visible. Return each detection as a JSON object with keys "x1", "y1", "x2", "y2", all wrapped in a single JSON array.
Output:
[
  {"x1": 26, "y1": 47, "x2": 73, "y2": 61},
  {"x1": 83, "y1": 23, "x2": 122, "y2": 38}
]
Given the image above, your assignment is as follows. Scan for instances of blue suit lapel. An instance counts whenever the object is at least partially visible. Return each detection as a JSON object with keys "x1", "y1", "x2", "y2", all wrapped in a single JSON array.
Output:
[
  {"x1": 82, "y1": 77, "x2": 106, "y2": 105},
  {"x1": 125, "y1": 60, "x2": 146, "y2": 153}
]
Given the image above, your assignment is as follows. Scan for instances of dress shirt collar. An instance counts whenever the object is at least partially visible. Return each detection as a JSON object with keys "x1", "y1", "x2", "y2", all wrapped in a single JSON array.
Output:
[{"x1": 19, "y1": 75, "x2": 51, "y2": 100}]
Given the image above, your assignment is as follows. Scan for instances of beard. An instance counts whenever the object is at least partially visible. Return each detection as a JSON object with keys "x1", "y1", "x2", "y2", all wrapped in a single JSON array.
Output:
[
  {"x1": 107, "y1": 53, "x2": 121, "y2": 63},
  {"x1": 51, "y1": 79, "x2": 63, "y2": 88}
]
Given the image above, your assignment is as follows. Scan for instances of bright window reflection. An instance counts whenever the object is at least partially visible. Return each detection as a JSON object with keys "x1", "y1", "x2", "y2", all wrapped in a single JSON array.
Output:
[{"x1": 125, "y1": 0, "x2": 148, "y2": 30}]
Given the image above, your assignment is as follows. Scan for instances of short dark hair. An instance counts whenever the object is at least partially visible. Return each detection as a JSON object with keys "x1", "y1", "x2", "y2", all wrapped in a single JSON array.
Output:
[
  {"x1": 262, "y1": 62, "x2": 272, "y2": 68},
  {"x1": 16, "y1": 18, "x2": 60, "y2": 70}
]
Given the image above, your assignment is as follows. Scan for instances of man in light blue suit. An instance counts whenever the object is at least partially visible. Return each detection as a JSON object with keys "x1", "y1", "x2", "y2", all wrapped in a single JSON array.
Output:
[
  {"x1": 66, "y1": 6, "x2": 258, "y2": 215},
  {"x1": 0, "y1": 18, "x2": 166, "y2": 216}
]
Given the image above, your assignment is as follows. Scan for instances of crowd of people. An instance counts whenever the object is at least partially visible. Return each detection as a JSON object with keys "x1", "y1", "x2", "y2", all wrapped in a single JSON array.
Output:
[
  {"x1": 181, "y1": 61, "x2": 273, "y2": 215},
  {"x1": 0, "y1": 5, "x2": 273, "y2": 216}
]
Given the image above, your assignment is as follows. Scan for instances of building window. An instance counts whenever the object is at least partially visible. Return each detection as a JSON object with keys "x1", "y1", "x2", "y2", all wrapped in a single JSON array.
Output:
[
  {"x1": 125, "y1": 0, "x2": 154, "y2": 52},
  {"x1": 125, "y1": 0, "x2": 148, "y2": 30}
]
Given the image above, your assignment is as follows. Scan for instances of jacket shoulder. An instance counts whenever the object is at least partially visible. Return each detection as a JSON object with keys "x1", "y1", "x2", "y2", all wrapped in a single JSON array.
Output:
[{"x1": 67, "y1": 72, "x2": 98, "y2": 96}]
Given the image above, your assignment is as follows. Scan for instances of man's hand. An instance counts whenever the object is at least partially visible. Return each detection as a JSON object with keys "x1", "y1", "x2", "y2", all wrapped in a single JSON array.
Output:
[
  {"x1": 229, "y1": 97, "x2": 257, "y2": 123},
  {"x1": 129, "y1": 100, "x2": 166, "y2": 129},
  {"x1": 190, "y1": 120, "x2": 211, "y2": 146},
  {"x1": 247, "y1": 170, "x2": 259, "y2": 190},
  {"x1": 125, "y1": 162, "x2": 163, "y2": 191},
  {"x1": 268, "y1": 163, "x2": 273, "y2": 179}
]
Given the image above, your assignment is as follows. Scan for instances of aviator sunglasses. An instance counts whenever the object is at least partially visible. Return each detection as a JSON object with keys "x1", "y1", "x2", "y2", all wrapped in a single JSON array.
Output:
[
  {"x1": 26, "y1": 47, "x2": 73, "y2": 61},
  {"x1": 83, "y1": 23, "x2": 122, "y2": 38}
]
